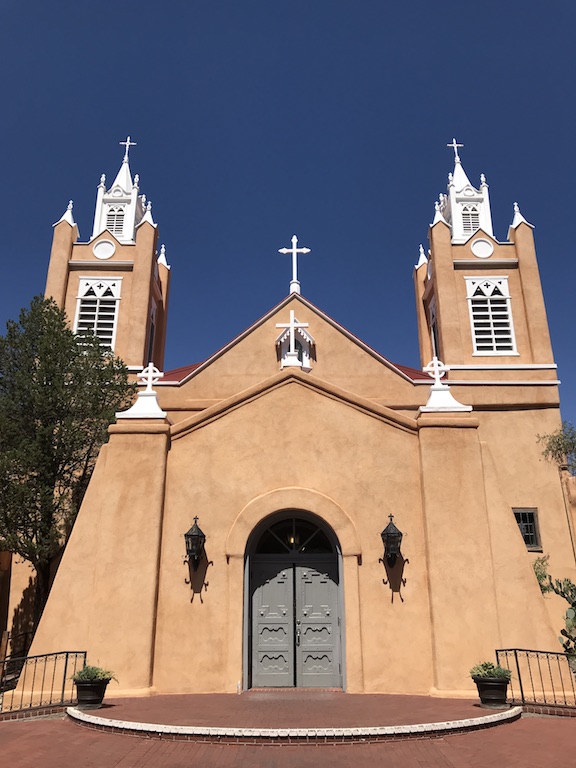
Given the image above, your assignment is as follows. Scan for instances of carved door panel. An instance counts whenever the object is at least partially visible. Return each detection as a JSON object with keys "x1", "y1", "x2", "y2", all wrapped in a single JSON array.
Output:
[
  {"x1": 295, "y1": 560, "x2": 340, "y2": 688},
  {"x1": 251, "y1": 562, "x2": 294, "y2": 687},
  {"x1": 251, "y1": 556, "x2": 341, "y2": 688}
]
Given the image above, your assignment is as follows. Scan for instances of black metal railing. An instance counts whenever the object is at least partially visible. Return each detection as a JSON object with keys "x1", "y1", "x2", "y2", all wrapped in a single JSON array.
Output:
[
  {"x1": 0, "y1": 651, "x2": 86, "y2": 713},
  {"x1": 496, "y1": 648, "x2": 576, "y2": 707}
]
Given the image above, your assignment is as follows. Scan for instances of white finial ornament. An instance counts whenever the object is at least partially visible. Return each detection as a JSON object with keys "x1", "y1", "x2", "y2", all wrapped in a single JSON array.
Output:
[
  {"x1": 116, "y1": 362, "x2": 167, "y2": 419},
  {"x1": 119, "y1": 135, "x2": 137, "y2": 162},
  {"x1": 420, "y1": 356, "x2": 472, "y2": 413},
  {"x1": 510, "y1": 201, "x2": 533, "y2": 230},
  {"x1": 158, "y1": 243, "x2": 169, "y2": 268},
  {"x1": 275, "y1": 310, "x2": 309, "y2": 367},
  {"x1": 447, "y1": 138, "x2": 464, "y2": 162},
  {"x1": 278, "y1": 235, "x2": 311, "y2": 295},
  {"x1": 432, "y1": 201, "x2": 446, "y2": 226},
  {"x1": 416, "y1": 244, "x2": 428, "y2": 269},
  {"x1": 54, "y1": 199, "x2": 76, "y2": 228}
]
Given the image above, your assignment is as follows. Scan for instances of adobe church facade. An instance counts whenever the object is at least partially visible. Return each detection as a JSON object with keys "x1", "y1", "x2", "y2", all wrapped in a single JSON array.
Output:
[{"x1": 9, "y1": 141, "x2": 576, "y2": 696}]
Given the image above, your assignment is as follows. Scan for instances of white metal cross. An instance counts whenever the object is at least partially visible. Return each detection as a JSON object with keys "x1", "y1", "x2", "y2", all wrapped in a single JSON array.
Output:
[
  {"x1": 120, "y1": 136, "x2": 137, "y2": 162},
  {"x1": 138, "y1": 361, "x2": 164, "y2": 393},
  {"x1": 423, "y1": 356, "x2": 449, "y2": 388},
  {"x1": 447, "y1": 138, "x2": 463, "y2": 162},
  {"x1": 278, "y1": 235, "x2": 311, "y2": 294},
  {"x1": 276, "y1": 310, "x2": 309, "y2": 355}
]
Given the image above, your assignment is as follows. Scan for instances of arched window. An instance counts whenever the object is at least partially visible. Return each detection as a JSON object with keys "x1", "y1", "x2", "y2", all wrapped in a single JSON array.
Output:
[
  {"x1": 461, "y1": 205, "x2": 480, "y2": 234},
  {"x1": 106, "y1": 206, "x2": 125, "y2": 236},
  {"x1": 254, "y1": 516, "x2": 335, "y2": 555}
]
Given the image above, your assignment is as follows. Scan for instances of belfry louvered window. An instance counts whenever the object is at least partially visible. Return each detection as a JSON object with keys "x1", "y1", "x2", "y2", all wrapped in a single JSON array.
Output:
[
  {"x1": 461, "y1": 205, "x2": 480, "y2": 234},
  {"x1": 106, "y1": 206, "x2": 125, "y2": 236},
  {"x1": 465, "y1": 277, "x2": 516, "y2": 354},
  {"x1": 74, "y1": 278, "x2": 121, "y2": 351}
]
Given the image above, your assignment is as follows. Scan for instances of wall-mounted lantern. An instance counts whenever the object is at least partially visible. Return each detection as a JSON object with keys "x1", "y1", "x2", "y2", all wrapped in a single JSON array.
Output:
[
  {"x1": 184, "y1": 517, "x2": 206, "y2": 571},
  {"x1": 380, "y1": 514, "x2": 403, "y2": 567}
]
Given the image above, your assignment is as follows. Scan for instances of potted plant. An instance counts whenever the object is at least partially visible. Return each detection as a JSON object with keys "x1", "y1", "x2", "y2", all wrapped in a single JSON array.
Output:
[
  {"x1": 470, "y1": 661, "x2": 511, "y2": 709},
  {"x1": 72, "y1": 664, "x2": 117, "y2": 710}
]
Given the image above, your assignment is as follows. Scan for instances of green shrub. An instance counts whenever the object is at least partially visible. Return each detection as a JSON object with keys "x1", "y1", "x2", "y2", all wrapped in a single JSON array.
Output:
[
  {"x1": 72, "y1": 665, "x2": 117, "y2": 683},
  {"x1": 470, "y1": 662, "x2": 511, "y2": 680}
]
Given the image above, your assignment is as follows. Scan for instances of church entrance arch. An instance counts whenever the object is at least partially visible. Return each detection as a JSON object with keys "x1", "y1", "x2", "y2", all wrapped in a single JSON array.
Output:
[{"x1": 247, "y1": 513, "x2": 343, "y2": 689}]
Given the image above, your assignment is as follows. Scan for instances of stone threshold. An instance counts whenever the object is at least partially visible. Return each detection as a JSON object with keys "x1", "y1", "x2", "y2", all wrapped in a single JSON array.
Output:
[{"x1": 66, "y1": 705, "x2": 522, "y2": 744}]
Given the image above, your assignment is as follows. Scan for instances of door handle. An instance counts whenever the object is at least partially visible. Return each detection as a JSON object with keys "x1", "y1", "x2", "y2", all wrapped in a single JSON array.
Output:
[{"x1": 296, "y1": 619, "x2": 301, "y2": 647}]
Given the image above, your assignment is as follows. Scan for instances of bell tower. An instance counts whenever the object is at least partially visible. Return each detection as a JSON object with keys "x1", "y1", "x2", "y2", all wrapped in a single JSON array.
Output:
[
  {"x1": 45, "y1": 138, "x2": 171, "y2": 370},
  {"x1": 414, "y1": 141, "x2": 555, "y2": 386}
]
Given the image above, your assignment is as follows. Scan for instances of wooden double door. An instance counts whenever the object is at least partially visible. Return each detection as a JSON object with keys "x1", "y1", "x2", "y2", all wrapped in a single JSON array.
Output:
[{"x1": 251, "y1": 555, "x2": 342, "y2": 688}]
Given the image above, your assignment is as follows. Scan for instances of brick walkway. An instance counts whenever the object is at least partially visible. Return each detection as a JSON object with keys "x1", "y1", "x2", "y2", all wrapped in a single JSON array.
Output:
[
  {"x1": 89, "y1": 690, "x2": 486, "y2": 727},
  {"x1": 1, "y1": 693, "x2": 574, "y2": 767}
]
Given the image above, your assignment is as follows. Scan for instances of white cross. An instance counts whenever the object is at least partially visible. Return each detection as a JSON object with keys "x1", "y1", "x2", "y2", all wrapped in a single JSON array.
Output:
[
  {"x1": 119, "y1": 136, "x2": 137, "y2": 162},
  {"x1": 447, "y1": 138, "x2": 463, "y2": 162},
  {"x1": 138, "y1": 362, "x2": 163, "y2": 393},
  {"x1": 278, "y1": 235, "x2": 311, "y2": 294},
  {"x1": 276, "y1": 310, "x2": 309, "y2": 355},
  {"x1": 423, "y1": 356, "x2": 450, "y2": 388}
]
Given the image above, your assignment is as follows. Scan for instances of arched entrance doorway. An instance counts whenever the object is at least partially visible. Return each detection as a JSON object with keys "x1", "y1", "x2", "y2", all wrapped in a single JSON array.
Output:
[{"x1": 247, "y1": 513, "x2": 343, "y2": 689}]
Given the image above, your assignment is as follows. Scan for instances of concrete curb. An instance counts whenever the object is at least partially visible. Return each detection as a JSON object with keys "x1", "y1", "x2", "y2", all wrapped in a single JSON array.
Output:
[{"x1": 66, "y1": 705, "x2": 523, "y2": 743}]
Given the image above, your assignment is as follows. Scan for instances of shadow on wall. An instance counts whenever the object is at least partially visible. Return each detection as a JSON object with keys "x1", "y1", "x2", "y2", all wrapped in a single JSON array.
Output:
[
  {"x1": 8, "y1": 576, "x2": 36, "y2": 658},
  {"x1": 382, "y1": 555, "x2": 410, "y2": 603},
  {"x1": 0, "y1": 552, "x2": 11, "y2": 637},
  {"x1": 184, "y1": 554, "x2": 213, "y2": 603}
]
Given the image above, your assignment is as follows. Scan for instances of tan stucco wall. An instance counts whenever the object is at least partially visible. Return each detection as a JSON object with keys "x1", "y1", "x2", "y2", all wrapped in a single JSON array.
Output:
[
  {"x1": 25, "y1": 229, "x2": 576, "y2": 699},
  {"x1": 26, "y1": 364, "x2": 574, "y2": 698}
]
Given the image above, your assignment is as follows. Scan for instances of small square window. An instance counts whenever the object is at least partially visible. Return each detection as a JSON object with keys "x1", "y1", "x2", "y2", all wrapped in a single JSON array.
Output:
[{"x1": 513, "y1": 508, "x2": 542, "y2": 551}]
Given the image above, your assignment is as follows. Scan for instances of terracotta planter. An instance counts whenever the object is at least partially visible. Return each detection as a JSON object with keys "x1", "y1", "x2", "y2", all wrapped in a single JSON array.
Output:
[
  {"x1": 74, "y1": 679, "x2": 110, "y2": 710},
  {"x1": 472, "y1": 676, "x2": 509, "y2": 709}
]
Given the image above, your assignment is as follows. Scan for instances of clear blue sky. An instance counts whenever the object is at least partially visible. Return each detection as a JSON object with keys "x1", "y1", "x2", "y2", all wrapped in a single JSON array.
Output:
[{"x1": 1, "y1": 2, "x2": 575, "y2": 425}]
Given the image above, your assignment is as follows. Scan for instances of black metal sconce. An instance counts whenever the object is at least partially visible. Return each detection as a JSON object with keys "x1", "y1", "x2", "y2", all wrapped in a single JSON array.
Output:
[
  {"x1": 380, "y1": 514, "x2": 403, "y2": 567},
  {"x1": 184, "y1": 517, "x2": 206, "y2": 571}
]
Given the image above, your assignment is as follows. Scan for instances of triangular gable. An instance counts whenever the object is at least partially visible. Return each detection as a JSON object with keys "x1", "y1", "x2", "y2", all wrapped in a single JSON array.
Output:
[
  {"x1": 159, "y1": 294, "x2": 428, "y2": 386},
  {"x1": 170, "y1": 367, "x2": 418, "y2": 441}
]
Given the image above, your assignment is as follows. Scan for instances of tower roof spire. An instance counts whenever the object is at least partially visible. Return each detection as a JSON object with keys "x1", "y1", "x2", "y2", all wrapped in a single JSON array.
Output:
[
  {"x1": 91, "y1": 138, "x2": 147, "y2": 242},
  {"x1": 109, "y1": 136, "x2": 137, "y2": 194},
  {"x1": 447, "y1": 138, "x2": 471, "y2": 190},
  {"x1": 435, "y1": 140, "x2": 493, "y2": 242}
]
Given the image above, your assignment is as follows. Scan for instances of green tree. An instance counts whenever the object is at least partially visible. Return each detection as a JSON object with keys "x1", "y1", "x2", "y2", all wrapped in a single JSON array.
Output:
[
  {"x1": 538, "y1": 422, "x2": 576, "y2": 475},
  {"x1": 0, "y1": 297, "x2": 135, "y2": 626}
]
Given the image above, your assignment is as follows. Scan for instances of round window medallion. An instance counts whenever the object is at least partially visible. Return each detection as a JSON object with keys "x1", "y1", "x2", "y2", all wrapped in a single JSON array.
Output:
[
  {"x1": 471, "y1": 238, "x2": 494, "y2": 259},
  {"x1": 92, "y1": 240, "x2": 116, "y2": 260}
]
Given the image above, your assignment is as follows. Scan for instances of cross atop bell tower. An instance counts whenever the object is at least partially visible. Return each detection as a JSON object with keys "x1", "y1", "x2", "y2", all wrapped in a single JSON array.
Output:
[
  {"x1": 91, "y1": 137, "x2": 149, "y2": 243},
  {"x1": 435, "y1": 139, "x2": 494, "y2": 243}
]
